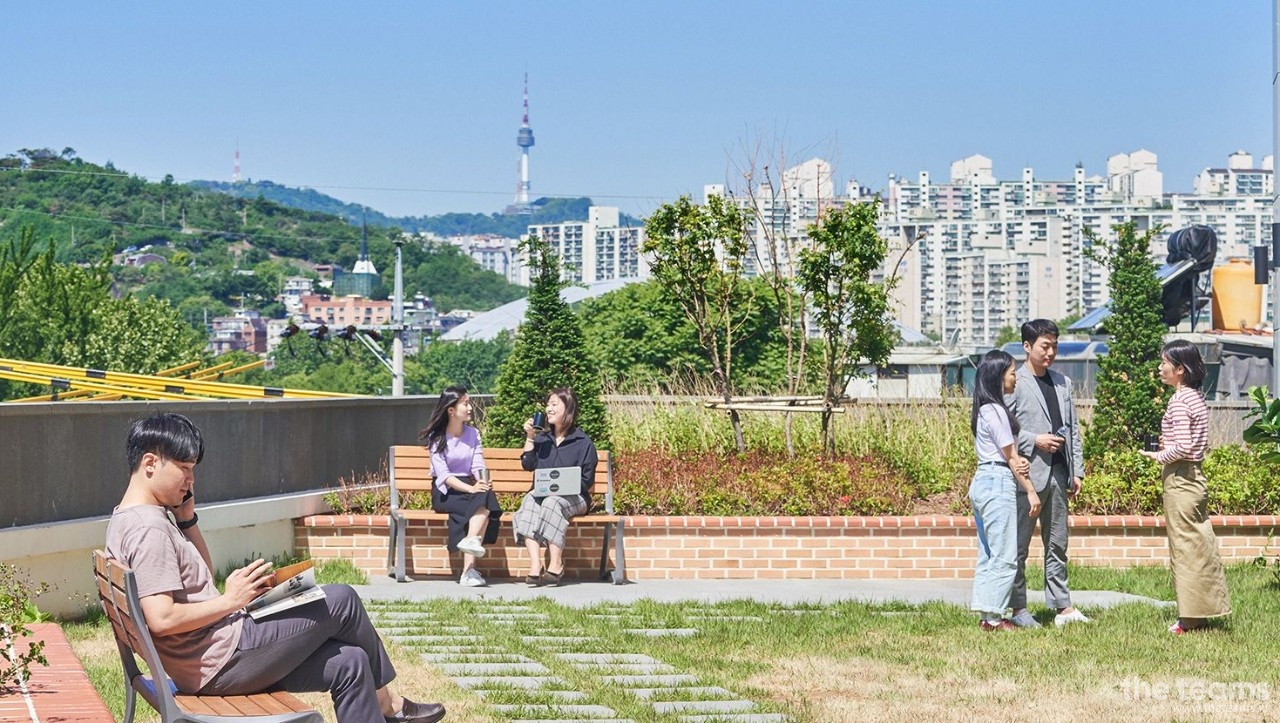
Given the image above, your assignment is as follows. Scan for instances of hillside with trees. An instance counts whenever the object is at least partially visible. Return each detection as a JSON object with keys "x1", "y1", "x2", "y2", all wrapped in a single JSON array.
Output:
[
  {"x1": 0, "y1": 148, "x2": 526, "y2": 328},
  {"x1": 190, "y1": 180, "x2": 643, "y2": 238}
]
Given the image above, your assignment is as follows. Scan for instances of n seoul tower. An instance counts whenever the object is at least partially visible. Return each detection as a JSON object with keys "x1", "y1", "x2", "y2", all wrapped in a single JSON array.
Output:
[{"x1": 513, "y1": 73, "x2": 535, "y2": 215}]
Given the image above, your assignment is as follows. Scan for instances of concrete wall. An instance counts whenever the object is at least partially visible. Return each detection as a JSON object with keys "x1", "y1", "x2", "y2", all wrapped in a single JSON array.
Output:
[{"x1": 0, "y1": 396, "x2": 435, "y2": 528}]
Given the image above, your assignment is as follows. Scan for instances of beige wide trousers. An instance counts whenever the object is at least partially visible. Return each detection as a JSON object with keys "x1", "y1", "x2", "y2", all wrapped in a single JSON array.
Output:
[{"x1": 1162, "y1": 460, "x2": 1231, "y2": 620}]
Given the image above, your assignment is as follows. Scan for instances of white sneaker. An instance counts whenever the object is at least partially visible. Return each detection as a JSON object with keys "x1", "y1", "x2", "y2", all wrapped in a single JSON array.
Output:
[
  {"x1": 459, "y1": 568, "x2": 486, "y2": 587},
  {"x1": 456, "y1": 536, "x2": 486, "y2": 557},
  {"x1": 1054, "y1": 608, "x2": 1091, "y2": 627}
]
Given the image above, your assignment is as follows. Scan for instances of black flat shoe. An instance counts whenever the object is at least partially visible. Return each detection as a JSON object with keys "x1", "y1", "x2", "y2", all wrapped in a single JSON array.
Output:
[
  {"x1": 525, "y1": 573, "x2": 543, "y2": 587},
  {"x1": 544, "y1": 569, "x2": 563, "y2": 587},
  {"x1": 386, "y1": 700, "x2": 446, "y2": 722}
]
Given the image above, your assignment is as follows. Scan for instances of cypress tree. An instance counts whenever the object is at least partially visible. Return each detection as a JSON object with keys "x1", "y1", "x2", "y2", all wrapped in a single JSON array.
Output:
[
  {"x1": 485, "y1": 236, "x2": 610, "y2": 448},
  {"x1": 1083, "y1": 220, "x2": 1167, "y2": 458}
]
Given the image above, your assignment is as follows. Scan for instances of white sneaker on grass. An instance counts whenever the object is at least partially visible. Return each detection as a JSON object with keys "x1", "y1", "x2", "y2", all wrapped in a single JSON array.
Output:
[
  {"x1": 456, "y1": 536, "x2": 486, "y2": 557},
  {"x1": 459, "y1": 568, "x2": 486, "y2": 587},
  {"x1": 1054, "y1": 608, "x2": 1091, "y2": 627}
]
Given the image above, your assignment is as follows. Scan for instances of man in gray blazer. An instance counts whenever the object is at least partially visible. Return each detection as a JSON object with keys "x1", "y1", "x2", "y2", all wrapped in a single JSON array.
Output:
[{"x1": 1005, "y1": 319, "x2": 1091, "y2": 628}]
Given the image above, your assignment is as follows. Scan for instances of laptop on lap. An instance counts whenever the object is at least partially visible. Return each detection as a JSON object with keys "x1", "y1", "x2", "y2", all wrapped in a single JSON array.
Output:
[{"x1": 532, "y1": 467, "x2": 583, "y2": 496}]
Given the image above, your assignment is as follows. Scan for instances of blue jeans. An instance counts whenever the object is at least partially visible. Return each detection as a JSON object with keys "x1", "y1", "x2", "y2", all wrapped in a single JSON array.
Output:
[{"x1": 969, "y1": 466, "x2": 1019, "y2": 616}]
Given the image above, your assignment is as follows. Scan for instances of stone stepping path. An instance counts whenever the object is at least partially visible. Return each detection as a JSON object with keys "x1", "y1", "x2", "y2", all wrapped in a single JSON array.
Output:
[{"x1": 373, "y1": 603, "x2": 790, "y2": 722}]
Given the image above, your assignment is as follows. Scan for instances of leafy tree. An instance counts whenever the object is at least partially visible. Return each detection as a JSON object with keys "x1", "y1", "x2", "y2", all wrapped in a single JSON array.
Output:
[
  {"x1": 409, "y1": 332, "x2": 514, "y2": 394},
  {"x1": 796, "y1": 200, "x2": 898, "y2": 455},
  {"x1": 643, "y1": 195, "x2": 754, "y2": 452},
  {"x1": 578, "y1": 278, "x2": 798, "y2": 393},
  {"x1": 1083, "y1": 221, "x2": 1167, "y2": 458},
  {"x1": 486, "y1": 236, "x2": 610, "y2": 448}
]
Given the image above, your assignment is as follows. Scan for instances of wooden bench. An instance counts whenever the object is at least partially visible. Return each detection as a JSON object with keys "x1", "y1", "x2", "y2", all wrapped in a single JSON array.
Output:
[
  {"x1": 386, "y1": 445, "x2": 626, "y2": 584},
  {"x1": 92, "y1": 550, "x2": 321, "y2": 723}
]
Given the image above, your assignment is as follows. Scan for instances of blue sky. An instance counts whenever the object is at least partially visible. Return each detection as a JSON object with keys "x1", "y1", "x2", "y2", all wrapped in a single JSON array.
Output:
[{"x1": 2, "y1": 2, "x2": 1271, "y2": 219}]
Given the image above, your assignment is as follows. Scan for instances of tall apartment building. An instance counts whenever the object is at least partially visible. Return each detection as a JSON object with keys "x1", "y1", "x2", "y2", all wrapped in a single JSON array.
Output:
[
  {"x1": 522, "y1": 206, "x2": 648, "y2": 285},
  {"x1": 709, "y1": 151, "x2": 1274, "y2": 349}
]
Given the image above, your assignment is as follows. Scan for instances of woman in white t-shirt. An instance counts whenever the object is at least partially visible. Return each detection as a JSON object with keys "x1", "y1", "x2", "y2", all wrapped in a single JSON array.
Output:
[{"x1": 969, "y1": 349, "x2": 1038, "y2": 631}]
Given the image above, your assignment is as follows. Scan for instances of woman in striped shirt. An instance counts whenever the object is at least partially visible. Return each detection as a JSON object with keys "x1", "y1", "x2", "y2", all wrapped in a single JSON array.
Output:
[{"x1": 1139, "y1": 339, "x2": 1231, "y2": 634}]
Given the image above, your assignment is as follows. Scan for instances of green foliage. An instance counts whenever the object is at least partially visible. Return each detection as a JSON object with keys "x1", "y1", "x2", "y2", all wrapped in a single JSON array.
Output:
[
  {"x1": 1201, "y1": 444, "x2": 1280, "y2": 514},
  {"x1": 486, "y1": 236, "x2": 610, "y2": 448},
  {"x1": 579, "y1": 278, "x2": 802, "y2": 393},
  {"x1": 409, "y1": 332, "x2": 514, "y2": 395},
  {"x1": 796, "y1": 200, "x2": 898, "y2": 453},
  {"x1": 0, "y1": 228, "x2": 205, "y2": 399},
  {"x1": 643, "y1": 194, "x2": 755, "y2": 451},
  {"x1": 0, "y1": 151, "x2": 525, "y2": 323},
  {"x1": 1082, "y1": 221, "x2": 1167, "y2": 458},
  {"x1": 0, "y1": 563, "x2": 49, "y2": 692},
  {"x1": 1243, "y1": 385, "x2": 1280, "y2": 464},
  {"x1": 188, "y1": 183, "x2": 640, "y2": 239},
  {"x1": 1075, "y1": 449, "x2": 1164, "y2": 514}
]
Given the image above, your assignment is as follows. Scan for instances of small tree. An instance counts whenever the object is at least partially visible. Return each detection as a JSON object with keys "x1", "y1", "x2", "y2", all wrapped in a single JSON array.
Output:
[
  {"x1": 643, "y1": 194, "x2": 754, "y2": 452},
  {"x1": 0, "y1": 563, "x2": 49, "y2": 692},
  {"x1": 486, "y1": 236, "x2": 610, "y2": 448},
  {"x1": 796, "y1": 200, "x2": 898, "y2": 455},
  {"x1": 1083, "y1": 220, "x2": 1167, "y2": 458}
]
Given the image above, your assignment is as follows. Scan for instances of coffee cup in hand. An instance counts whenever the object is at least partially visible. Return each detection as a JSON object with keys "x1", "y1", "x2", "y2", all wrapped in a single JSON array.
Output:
[{"x1": 531, "y1": 411, "x2": 547, "y2": 431}]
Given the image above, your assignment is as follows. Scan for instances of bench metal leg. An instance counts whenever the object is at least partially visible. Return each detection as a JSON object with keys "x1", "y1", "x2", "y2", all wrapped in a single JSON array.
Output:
[
  {"x1": 597, "y1": 519, "x2": 627, "y2": 584},
  {"x1": 386, "y1": 513, "x2": 398, "y2": 579},
  {"x1": 612, "y1": 517, "x2": 627, "y2": 585},
  {"x1": 389, "y1": 512, "x2": 407, "y2": 582}
]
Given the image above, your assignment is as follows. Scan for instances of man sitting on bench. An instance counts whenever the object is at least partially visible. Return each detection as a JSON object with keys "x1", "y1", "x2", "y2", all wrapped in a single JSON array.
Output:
[{"x1": 105, "y1": 412, "x2": 446, "y2": 723}]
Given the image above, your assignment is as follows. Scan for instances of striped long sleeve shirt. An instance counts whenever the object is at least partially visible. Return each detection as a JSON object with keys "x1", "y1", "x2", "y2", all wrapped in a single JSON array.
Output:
[{"x1": 1156, "y1": 386, "x2": 1209, "y2": 465}]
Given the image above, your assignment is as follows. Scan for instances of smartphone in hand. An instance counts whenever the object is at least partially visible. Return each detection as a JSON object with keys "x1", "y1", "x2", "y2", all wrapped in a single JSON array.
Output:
[{"x1": 173, "y1": 490, "x2": 193, "y2": 508}]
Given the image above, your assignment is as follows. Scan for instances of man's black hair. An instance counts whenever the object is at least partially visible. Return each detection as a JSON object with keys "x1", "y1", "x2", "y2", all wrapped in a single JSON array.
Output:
[
  {"x1": 126, "y1": 413, "x2": 204, "y2": 472},
  {"x1": 1021, "y1": 318, "x2": 1060, "y2": 346}
]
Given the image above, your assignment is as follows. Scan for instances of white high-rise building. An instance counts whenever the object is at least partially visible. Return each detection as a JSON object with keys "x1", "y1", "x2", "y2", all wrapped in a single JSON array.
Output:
[
  {"x1": 522, "y1": 206, "x2": 648, "y2": 286},
  {"x1": 710, "y1": 150, "x2": 1274, "y2": 348}
]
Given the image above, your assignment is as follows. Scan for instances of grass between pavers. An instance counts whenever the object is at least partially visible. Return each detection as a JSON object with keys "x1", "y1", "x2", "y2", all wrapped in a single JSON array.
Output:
[{"x1": 66, "y1": 563, "x2": 1280, "y2": 722}]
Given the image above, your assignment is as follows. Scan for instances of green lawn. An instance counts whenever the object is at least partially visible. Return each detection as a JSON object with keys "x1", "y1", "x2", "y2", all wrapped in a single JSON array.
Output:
[{"x1": 66, "y1": 563, "x2": 1280, "y2": 722}]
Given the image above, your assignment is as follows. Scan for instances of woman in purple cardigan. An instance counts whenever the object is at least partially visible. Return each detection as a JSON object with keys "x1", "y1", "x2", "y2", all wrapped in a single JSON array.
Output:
[{"x1": 419, "y1": 386, "x2": 501, "y2": 587}]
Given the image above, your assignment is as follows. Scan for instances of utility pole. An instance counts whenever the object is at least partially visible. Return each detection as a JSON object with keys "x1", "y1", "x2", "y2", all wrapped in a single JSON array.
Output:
[{"x1": 392, "y1": 236, "x2": 405, "y2": 396}]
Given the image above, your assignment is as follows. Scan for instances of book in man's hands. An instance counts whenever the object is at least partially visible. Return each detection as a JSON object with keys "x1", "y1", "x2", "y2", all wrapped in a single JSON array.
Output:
[{"x1": 244, "y1": 560, "x2": 327, "y2": 620}]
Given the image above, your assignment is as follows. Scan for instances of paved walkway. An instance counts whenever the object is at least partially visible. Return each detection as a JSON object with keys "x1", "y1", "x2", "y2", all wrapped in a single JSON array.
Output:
[
  {"x1": 354, "y1": 575, "x2": 1174, "y2": 610},
  {"x1": 0, "y1": 623, "x2": 114, "y2": 723}
]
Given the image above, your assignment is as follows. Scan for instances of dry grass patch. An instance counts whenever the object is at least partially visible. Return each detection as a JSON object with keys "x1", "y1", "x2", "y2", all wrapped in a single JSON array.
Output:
[{"x1": 750, "y1": 656, "x2": 1274, "y2": 722}]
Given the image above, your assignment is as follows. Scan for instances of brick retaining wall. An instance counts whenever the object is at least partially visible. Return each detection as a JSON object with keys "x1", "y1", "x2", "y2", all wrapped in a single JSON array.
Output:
[{"x1": 296, "y1": 515, "x2": 1280, "y2": 581}]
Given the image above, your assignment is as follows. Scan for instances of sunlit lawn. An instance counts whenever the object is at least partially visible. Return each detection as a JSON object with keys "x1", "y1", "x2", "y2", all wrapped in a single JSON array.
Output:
[{"x1": 65, "y1": 563, "x2": 1280, "y2": 722}]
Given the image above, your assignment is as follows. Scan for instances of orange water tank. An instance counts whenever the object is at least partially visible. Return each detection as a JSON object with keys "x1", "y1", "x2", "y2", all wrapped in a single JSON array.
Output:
[{"x1": 1211, "y1": 258, "x2": 1263, "y2": 330}]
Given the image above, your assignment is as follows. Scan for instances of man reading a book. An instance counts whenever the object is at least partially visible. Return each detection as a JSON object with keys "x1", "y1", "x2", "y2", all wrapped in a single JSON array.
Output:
[{"x1": 105, "y1": 412, "x2": 447, "y2": 723}]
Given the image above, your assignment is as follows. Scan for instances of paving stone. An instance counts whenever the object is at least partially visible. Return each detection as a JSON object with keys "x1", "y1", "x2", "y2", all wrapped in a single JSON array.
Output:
[
  {"x1": 389, "y1": 634, "x2": 482, "y2": 644},
  {"x1": 483, "y1": 605, "x2": 536, "y2": 612},
  {"x1": 556, "y1": 653, "x2": 661, "y2": 664},
  {"x1": 490, "y1": 704, "x2": 619, "y2": 717},
  {"x1": 602, "y1": 674, "x2": 699, "y2": 686},
  {"x1": 510, "y1": 720, "x2": 635, "y2": 723},
  {"x1": 477, "y1": 612, "x2": 549, "y2": 620},
  {"x1": 419, "y1": 652, "x2": 535, "y2": 663},
  {"x1": 437, "y1": 662, "x2": 550, "y2": 675},
  {"x1": 685, "y1": 616, "x2": 764, "y2": 623},
  {"x1": 586, "y1": 614, "x2": 625, "y2": 621},
  {"x1": 410, "y1": 645, "x2": 504, "y2": 654},
  {"x1": 575, "y1": 662, "x2": 674, "y2": 674},
  {"x1": 373, "y1": 612, "x2": 440, "y2": 620},
  {"x1": 450, "y1": 676, "x2": 566, "y2": 690},
  {"x1": 677, "y1": 715, "x2": 790, "y2": 722},
  {"x1": 627, "y1": 687, "x2": 738, "y2": 700},
  {"x1": 475, "y1": 689, "x2": 589, "y2": 702},
  {"x1": 521, "y1": 635, "x2": 597, "y2": 645},
  {"x1": 385, "y1": 626, "x2": 470, "y2": 635},
  {"x1": 622, "y1": 628, "x2": 699, "y2": 637},
  {"x1": 651, "y1": 700, "x2": 759, "y2": 714}
]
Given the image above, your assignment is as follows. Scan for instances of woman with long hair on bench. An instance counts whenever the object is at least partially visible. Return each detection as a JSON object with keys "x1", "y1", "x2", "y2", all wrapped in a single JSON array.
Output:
[
  {"x1": 514, "y1": 387, "x2": 598, "y2": 587},
  {"x1": 420, "y1": 386, "x2": 501, "y2": 587}
]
